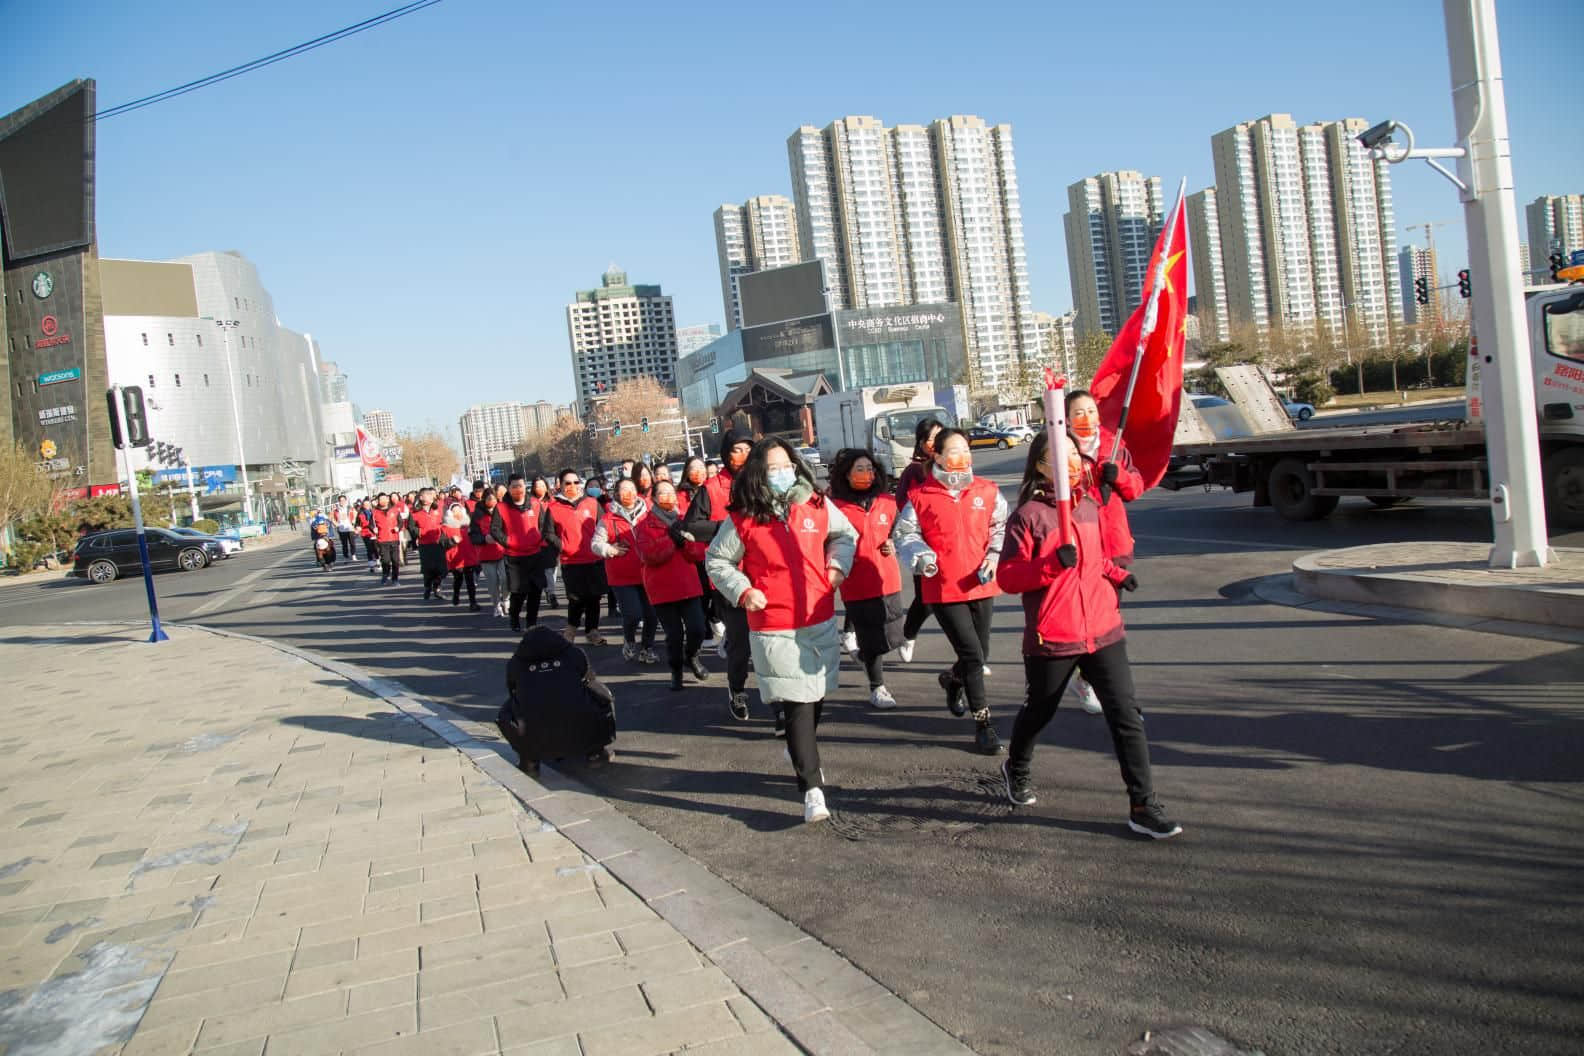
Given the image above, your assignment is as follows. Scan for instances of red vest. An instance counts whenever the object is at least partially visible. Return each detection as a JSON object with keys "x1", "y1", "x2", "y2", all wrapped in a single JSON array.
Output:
[
  {"x1": 910, "y1": 475, "x2": 1001, "y2": 604},
  {"x1": 548, "y1": 496, "x2": 601, "y2": 565},
  {"x1": 731, "y1": 499, "x2": 835, "y2": 632},
  {"x1": 471, "y1": 508, "x2": 505, "y2": 562},
  {"x1": 497, "y1": 499, "x2": 545, "y2": 557},
  {"x1": 636, "y1": 512, "x2": 706, "y2": 605},
  {"x1": 412, "y1": 507, "x2": 444, "y2": 545},
  {"x1": 701, "y1": 471, "x2": 733, "y2": 522},
  {"x1": 602, "y1": 508, "x2": 645, "y2": 587},
  {"x1": 443, "y1": 522, "x2": 476, "y2": 570},
  {"x1": 370, "y1": 506, "x2": 403, "y2": 543},
  {"x1": 831, "y1": 494, "x2": 902, "y2": 602}
]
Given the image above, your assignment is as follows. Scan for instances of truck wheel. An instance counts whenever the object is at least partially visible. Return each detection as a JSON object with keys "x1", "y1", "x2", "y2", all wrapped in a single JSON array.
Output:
[
  {"x1": 1366, "y1": 495, "x2": 1407, "y2": 508},
  {"x1": 1268, "y1": 457, "x2": 1340, "y2": 521},
  {"x1": 1542, "y1": 448, "x2": 1584, "y2": 530}
]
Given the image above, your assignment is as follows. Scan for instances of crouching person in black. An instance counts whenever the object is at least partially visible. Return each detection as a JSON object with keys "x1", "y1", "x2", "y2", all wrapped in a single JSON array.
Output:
[{"x1": 497, "y1": 625, "x2": 616, "y2": 777}]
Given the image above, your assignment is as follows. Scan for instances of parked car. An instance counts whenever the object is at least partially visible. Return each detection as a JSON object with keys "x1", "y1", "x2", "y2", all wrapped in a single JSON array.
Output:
[
  {"x1": 996, "y1": 424, "x2": 1036, "y2": 443},
  {"x1": 72, "y1": 528, "x2": 222, "y2": 584},
  {"x1": 1188, "y1": 394, "x2": 1231, "y2": 409},
  {"x1": 169, "y1": 526, "x2": 242, "y2": 557},
  {"x1": 794, "y1": 445, "x2": 823, "y2": 467},
  {"x1": 1284, "y1": 400, "x2": 1316, "y2": 421},
  {"x1": 966, "y1": 426, "x2": 1017, "y2": 450}
]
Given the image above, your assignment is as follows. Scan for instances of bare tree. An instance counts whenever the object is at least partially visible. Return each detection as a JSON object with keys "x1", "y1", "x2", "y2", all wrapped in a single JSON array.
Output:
[
  {"x1": 0, "y1": 442, "x2": 58, "y2": 557},
  {"x1": 392, "y1": 429, "x2": 460, "y2": 485},
  {"x1": 591, "y1": 377, "x2": 678, "y2": 464}
]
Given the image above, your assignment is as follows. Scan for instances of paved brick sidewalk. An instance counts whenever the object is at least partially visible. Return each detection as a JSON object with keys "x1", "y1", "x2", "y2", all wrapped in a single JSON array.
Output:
[{"x1": 0, "y1": 625, "x2": 794, "y2": 1056}]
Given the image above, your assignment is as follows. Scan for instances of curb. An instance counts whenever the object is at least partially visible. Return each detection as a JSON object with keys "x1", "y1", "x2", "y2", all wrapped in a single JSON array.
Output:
[
  {"x1": 1251, "y1": 574, "x2": 1584, "y2": 646},
  {"x1": 157, "y1": 620, "x2": 974, "y2": 1056}
]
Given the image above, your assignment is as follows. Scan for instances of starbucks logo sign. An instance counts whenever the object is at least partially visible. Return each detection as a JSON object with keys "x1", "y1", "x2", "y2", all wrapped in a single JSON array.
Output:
[{"x1": 32, "y1": 271, "x2": 53, "y2": 299}]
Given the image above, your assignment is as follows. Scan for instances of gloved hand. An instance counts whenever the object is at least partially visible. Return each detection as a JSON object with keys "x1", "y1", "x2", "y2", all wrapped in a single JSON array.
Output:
[
  {"x1": 1099, "y1": 462, "x2": 1120, "y2": 486},
  {"x1": 1056, "y1": 544, "x2": 1077, "y2": 569},
  {"x1": 666, "y1": 521, "x2": 689, "y2": 546},
  {"x1": 1118, "y1": 573, "x2": 1138, "y2": 592}
]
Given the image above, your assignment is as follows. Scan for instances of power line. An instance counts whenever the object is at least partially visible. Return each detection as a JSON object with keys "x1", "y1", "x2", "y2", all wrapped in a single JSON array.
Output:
[{"x1": 94, "y1": 0, "x2": 445, "y2": 121}]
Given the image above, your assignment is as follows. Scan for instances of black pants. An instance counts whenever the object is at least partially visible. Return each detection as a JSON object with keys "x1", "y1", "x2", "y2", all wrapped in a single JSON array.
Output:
[
  {"x1": 338, "y1": 530, "x2": 356, "y2": 558},
  {"x1": 1009, "y1": 639, "x2": 1155, "y2": 807},
  {"x1": 506, "y1": 555, "x2": 544, "y2": 627},
  {"x1": 783, "y1": 699, "x2": 824, "y2": 793},
  {"x1": 860, "y1": 652, "x2": 885, "y2": 689},
  {"x1": 932, "y1": 597, "x2": 994, "y2": 717},
  {"x1": 377, "y1": 541, "x2": 401, "y2": 581},
  {"x1": 562, "y1": 563, "x2": 604, "y2": 634},
  {"x1": 713, "y1": 589, "x2": 751, "y2": 694},
  {"x1": 903, "y1": 574, "x2": 931, "y2": 640},
  {"x1": 316, "y1": 543, "x2": 335, "y2": 568},
  {"x1": 450, "y1": 567, "x2": 477, "y2": 604},
  {"x1": 363, "y1": 536, "x2": 377, "y2": 561},
  {"x1": 655, "y1": 597, "x2": 706, "y2": 671},
  {"x1": 697, "y1": 566, "x2": 717, "y2": 635}
]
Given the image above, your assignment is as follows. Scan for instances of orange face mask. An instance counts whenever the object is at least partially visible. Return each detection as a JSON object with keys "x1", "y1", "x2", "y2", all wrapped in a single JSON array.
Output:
[
  {"x1": 941, "y1": 451, "x2": 971, "y2": 474},
  {"x1": 849, "y1": 468, "x2": 875, "y2": 490},
  {"x1": 563, "y1": 482, "x2": 580, "y2": 497},
  {"x1": 687, "y1": 468, "x2": 705, "y2": 485},
  {"x1": 728, "y1": 449, "x2": 748, "y2": 470},
  {"x1": 1070, "y1": 403, "x2": 1100, "y2": 440},
  {"x1": 1067, "y1": 447, "x2": 1084, "y2": 492},
  {"x1": 655, "y1": 494, "x2": 677, "y2": 510}
]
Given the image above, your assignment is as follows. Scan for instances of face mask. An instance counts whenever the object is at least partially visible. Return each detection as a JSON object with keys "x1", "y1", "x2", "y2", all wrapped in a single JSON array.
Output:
[
  {"x1": 768, "y1": 467, "x2": 797, "y2": 495},
  {"x1": 655, "y1": 494, "x2": 677, "y2": 511},
  {"x1": 848, "y1": 469, "x2": 875, "y2": 491},
  {"x1": 587, "y1": 485, "x2": 603, "y2": 498},
  {"x1": 728, "y1": 447, "x2": 749, "y2": 470},
  {"x1": 1067, "y1": 447, "x2": 1084, "y2": 492},
  {"x1": 687, "y1": 469, "x2": 705, "y2": 485},
  {"x1": 934, "y1": 464, "x2": 973, "y2": 489},
  {"x1": 563, "y1": 483, "x2": 580, "y2": 498}
]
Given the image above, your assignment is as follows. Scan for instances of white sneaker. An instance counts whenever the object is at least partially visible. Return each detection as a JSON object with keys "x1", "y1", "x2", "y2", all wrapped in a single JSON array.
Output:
[
  {"x1": 982, "y1": 665, "x2": 993, "y2": 677},
  {"x1": 870, "y1": 686, "x2": 897, "y2": 710},
  {"x1": 803, "y1": 788, "x2": 830, "y2": 824},
  {"x1": 841, "y1": 631, "x2": 859, "y2": 656},
  {"x1": 898, "y1": 639, "x2": 916, "y2": 663},
  {"x1": 1073, "y1": 676, "x2": 1103, "y2": 715},
  {"x1": 621, "y1": 642, "x2": 638, "y2": 662}
]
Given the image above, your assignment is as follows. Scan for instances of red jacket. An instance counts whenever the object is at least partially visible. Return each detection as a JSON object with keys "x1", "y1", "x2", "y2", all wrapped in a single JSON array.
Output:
[
  {"x1": 370, "y1": 506, "x2": 403, "y2": 543},
  {"x1": 442, "y1": 522, "x2": 475, "y2": 570},
  {"x1": 599, "y1": 507, "x2": 645, "y2": 587},
  {"x1": 996, "y1": 489, "x2": 1130, "y2": 657},
  {"x1": 411, "y1": 507, "x2": 444, "y2": 545},
  {"x1": 1091, "y1": 430, "x2": 1143, "y2": 565},
  {"x1": 357, "y1": 509, "x2": 374, "y2": 538},
  {"x1": 493, "y1": 498, "x2": 550, "y2": 558},
  {"x1": 908, "y1": 475, "x2": 1002, "y2": 604},
  {"x1": 830, "y1": 493, "x2": 901, "y2": 602},
  {"x1": 894, "y1": 458, "x2": 931, "y2": 510},
  {"x1": 636, "y1": 511, "x2": 707, "y2": 604},
  {"x1": 548, "y1": 495, "x2": 602, "y2": 565},
  {"x1": 469, "y1": 508, "x2": 506, "y2": 562},
  {"x1": 731, "y1": 497, "x2": 836, "y2": 632}
]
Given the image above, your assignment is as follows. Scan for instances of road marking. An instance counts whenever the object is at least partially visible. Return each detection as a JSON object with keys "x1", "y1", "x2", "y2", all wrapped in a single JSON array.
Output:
[
  {"x1": 188, "y1": 551, "x2": 300, "y2": 616},
  {"x1": 1131, "y1": 532, "x2": 1296, "y2": 553}
]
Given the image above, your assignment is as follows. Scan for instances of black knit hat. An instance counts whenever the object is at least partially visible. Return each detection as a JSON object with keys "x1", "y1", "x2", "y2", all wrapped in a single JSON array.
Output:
[{"x1": 718, "y1": 427, "x2": 753, "y2": 460}]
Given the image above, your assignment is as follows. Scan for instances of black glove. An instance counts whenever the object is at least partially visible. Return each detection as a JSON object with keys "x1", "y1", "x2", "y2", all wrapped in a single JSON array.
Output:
[
  {"x1": 1056, "y1": 544, "x2": 1077, "y2": 569},
  {"x1": 1118, "y1": 573, "x2": 1138, "y2": 592},
  {"x1": 666, "y1": 520, "x2": 688, "y2": 546},
  {"x1": 1099, "y1": 461, "x2": 1120, "y2": 486}
]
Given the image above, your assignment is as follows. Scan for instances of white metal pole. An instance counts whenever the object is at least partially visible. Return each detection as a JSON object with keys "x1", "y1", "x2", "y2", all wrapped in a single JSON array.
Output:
[
  {"x1": 183, "y1": 458, "x2": 200, "y2": 522},
  {"x1": 1442, "y1": 0, "x2": 1550, "y2": 567},
  {"x1": 217, "y1": 320, "x2": 254, "y2": 523}
]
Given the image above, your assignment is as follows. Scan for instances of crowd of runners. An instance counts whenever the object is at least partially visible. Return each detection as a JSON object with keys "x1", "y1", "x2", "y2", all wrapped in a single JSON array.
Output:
[{"x1": 302, "y1": 390, "x2": 1180, "y2": 838}]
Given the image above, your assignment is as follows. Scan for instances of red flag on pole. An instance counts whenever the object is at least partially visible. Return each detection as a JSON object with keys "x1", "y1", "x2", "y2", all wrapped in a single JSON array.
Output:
[
  {"x1": 1088, "y1": 192, "x2": 1189, "y2": 490},
  {"x1": 356, "y1": 426, "x2": 388, "y2": 469}
]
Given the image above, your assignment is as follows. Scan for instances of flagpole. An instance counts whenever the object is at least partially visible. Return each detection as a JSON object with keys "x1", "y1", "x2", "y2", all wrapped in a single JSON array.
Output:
[{"x1": 1110, "y1": 177, "x2": 1187, "y2": 463}]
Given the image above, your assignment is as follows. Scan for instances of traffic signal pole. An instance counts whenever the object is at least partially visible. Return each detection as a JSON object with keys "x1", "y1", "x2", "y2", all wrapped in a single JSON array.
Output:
[{"x1": 109, "y1": 386, "x2": 169, "y2": 643}]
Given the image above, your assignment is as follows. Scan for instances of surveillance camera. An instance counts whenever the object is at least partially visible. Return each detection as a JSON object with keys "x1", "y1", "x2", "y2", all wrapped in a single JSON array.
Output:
[{"x1": 1356, "y1": 119, "x2": 1399, "y2": 151}]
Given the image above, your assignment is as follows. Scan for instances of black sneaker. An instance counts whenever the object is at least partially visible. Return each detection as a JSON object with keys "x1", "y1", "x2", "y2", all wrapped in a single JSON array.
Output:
[
  {"x1": 728, "y1": 691, "x2": 751, "y2": 721},
  {"x1": 688, "y1": 656, "x2": 711, "y2": 682},
  {"x1": 773, "y1": 709, "x2": 786, "y2": 738},
  {"x1": 939, "y1": 671, "x2": 966, "y2": 717},
  {"x1": 670, "y1": 669, "x2": 684, "y2": 692},
  {"x1": 1001, "y1": 759, "x2": 1035, "y2": 806},
  {"x1": 1128, "y1": 803, "x2": 1182, "y2": 839},
  {"x1": 511, "y1": 619, "x2": 522, "y2": 634},
  {"x1": 974, "y1": 723, "x2": 1004, "y2": 755}
]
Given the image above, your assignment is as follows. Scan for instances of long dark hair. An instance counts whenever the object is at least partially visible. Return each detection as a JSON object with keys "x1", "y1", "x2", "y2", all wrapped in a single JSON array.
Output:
[
  {"x1": 1017, "y1": 431, "x2": 1052, "y2": 507},
  {"x1": 912, "y1": 416, "x2": 945, "y2": 461},
  {"x1": 632, "y1": 463, "x2": 655, "y2": 495},
  {"x1": 827, "y1": 447, "x2": 892, "y2": 504},
  {"x1": 932, "y1": 426, "x2": 969, "y2": 462},
  {"x1": 679, "y1": 455, "x2": 708, "y2": 493},
  {"x1": 727, "y1": 437, "x2": 815, "y2": 524}
]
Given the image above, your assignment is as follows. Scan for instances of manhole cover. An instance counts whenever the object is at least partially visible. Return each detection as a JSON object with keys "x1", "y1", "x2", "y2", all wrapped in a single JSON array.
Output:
[{"x1": 826, "y1": 767, "x2": 1011, "y2": 841}]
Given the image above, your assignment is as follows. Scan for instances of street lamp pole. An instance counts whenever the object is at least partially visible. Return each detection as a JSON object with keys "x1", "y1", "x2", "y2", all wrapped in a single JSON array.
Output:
[{"x1": 212, "y1": 318, "x2": 254, "y2": 523}]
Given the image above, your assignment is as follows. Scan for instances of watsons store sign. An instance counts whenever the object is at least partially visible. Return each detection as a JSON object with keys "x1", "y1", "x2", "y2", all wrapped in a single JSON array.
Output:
[{"x1": 37, "y1": 367, "x2": 82, "y2": 386}]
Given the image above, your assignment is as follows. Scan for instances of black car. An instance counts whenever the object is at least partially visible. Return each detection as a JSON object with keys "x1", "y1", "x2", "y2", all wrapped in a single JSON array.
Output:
[{"x1": 72, "y1": 528, "x2": 222, "y2": 584}]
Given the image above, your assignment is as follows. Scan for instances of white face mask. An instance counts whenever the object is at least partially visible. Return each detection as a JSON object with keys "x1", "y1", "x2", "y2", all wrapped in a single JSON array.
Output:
[{"x1": 934, "y1": 464, "x2": 973, "y2": 489}]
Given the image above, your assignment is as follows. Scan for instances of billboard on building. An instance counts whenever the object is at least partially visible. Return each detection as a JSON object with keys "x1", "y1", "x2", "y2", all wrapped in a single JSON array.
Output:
[
  {"x1": 741, "y1": 314, "x2": 835, "y2": 364},
  {"x1": 739, "y1": 260, "x2": 828, "y2": 329}
]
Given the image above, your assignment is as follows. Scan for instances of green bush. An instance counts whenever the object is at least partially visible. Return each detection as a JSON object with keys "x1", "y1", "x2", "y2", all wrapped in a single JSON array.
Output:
[
  {"x1": 1293, "y1": 374, "x2": 1335, "y2": 407},
  {"x1": 193, "y1": 518, "x2": 221, "y2": 534}
]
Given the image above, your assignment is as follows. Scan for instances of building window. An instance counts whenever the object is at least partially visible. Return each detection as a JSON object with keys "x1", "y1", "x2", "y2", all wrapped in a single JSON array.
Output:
[
  {"x1": 174, "y1": 374, "x2": 182, "y2": 388},
  {"x1": 141, "y1": 333, "x2": 148, "y2": 346},
  {"x1": 234, "y1": 297, "x2": 240, "y2": 309},
  {"x1": 203, "y1": 373, "x2": 210, "y2": 387},
  {"x1": 147, "y1": 374, "x2": 156, "y2": 388},
  {"x1": 196, "y1": 334, "x2": 203, "y2": 347},
  {"x1": 167, "y1": 333, "x2": 174, "y2": 346}
]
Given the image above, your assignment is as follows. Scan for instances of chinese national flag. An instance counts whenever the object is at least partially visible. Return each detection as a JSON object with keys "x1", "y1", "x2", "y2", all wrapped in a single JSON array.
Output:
[{"x1": 1088, "y1": 196, "x2": 1188, "y2": 490}]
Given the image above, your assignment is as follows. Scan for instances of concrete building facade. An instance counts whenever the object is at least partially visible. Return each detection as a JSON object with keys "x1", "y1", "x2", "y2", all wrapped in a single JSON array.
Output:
[
  {"x1": 676, "y1": 323, "x2": 723, "y2": 358},
  {"x1": 1064, "y1": 171, "x2": 1164, "y2": 340},
  {"x1": 1032, "y1": 310, "x2": 1077, "y2": 379},
  {"x1": 1398, "y1": 245, "x2": 1440, "y2": 325},
  {"x1": 459, "y1": 401, "x2": 532, "y2": 482},
  {"x1": 1527, "y1": 194, "x2": 1584, "y2": 266},
  {"x1": 1186, "y1": 188, "x2": 1231, "y2": 344},
  {"x1": 714, "y1": 197, "x2": 800, "y2": 330},
  {"x1": 361, "y1": 409, "x2": 395, "y2": 441},
  {"x1": 565, "y1": 266, "x2": 678, "y2": 416}
]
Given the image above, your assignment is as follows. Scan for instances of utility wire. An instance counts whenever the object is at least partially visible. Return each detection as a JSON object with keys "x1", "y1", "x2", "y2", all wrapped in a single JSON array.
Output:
[{"x1": 94, "y1": 0, "x2": 445, "y2": 120}]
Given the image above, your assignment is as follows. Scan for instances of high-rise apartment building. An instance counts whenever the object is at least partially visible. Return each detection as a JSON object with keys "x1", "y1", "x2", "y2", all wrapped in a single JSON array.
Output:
[
  {"x1": 317, "y1": 361, "x2": 350, "y2": 404},
  {"x1": 361, "y1": 409, "x2": 395, "y2": 441},
  {"x1": 1526, "y1": 194, "x2": 1584, "y2": 266},
  {"x1": 1186, "y1": 188, "x2": 1231, "y2": 344},
  {"x1": 786, "y1": 114, "x2": 1035, "y2": 391},
  {"x1": 1064, "y1": 171, "x2": 1165, "y2": 340},
  {"x1": 714, "y1": 197, "x2": 800, "y2": 330},
  {"x1": 1032, "y1": 310, "x2": 1078, "y2": 379},
  {"x1": 676, "y1": 323, "x2": 724, "y2": 357},
  {"x1": 565, "y1": 267, "x2": 678, "y2": 416},
  {"x1": 1398, "y1": 246, "x2": 1440, "y2": 325},
  {"x1": 1207, "y1": 114, "x2": 1401, "y2": 346},
  {"x1": 1519, "y1": 241, "x2": 1532, "y2": 283},
  {"x1": 459, "y1": 401, "x2": 532, "y2": 481}
]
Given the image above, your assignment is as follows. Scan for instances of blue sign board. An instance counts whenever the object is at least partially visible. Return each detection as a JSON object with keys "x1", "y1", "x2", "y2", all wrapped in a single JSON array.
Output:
[
  {"x1": 37, "y1": 367, "x2": 81, "y2": 386},
  {"x1": 151, "y1": 465, "x2": 238, "y2": 491}
]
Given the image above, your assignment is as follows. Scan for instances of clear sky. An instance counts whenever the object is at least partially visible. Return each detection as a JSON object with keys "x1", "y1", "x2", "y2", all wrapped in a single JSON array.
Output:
[{"x1": 5, "y1": 0, "x2": 1580, "y2": 441}]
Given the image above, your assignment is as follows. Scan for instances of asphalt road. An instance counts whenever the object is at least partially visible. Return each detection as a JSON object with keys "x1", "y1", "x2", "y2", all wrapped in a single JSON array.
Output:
[{"x1": 7, "y1": 458, "x2": 1582, "y2": 1056}]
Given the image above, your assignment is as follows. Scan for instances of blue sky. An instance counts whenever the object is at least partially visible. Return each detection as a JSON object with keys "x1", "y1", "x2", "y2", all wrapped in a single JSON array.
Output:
[{"x1": 5, "y1": 0, "x2": 1580, "y2": 441}]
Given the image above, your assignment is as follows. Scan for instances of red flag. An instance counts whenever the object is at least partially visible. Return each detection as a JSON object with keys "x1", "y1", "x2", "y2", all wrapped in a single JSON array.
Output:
[
  {"x1": 356, "y1": 426, "x2": 388, "y2": 469},
  {"x1": 1088, "y1": 196, "x2": 1188, "y2": 490}
]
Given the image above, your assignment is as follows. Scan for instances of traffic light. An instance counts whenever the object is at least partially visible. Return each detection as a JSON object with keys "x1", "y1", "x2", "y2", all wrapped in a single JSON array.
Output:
[
  {"x1": 611, "y1": 419, "x2": 622, "y2": 438},
  {"x1": 1414, "y1": 277, "x2": 1429, "y2": 306},
  {"x1": 709, "y1": 417, "x2": 720, "y2": 435},
  {"x1": 107, "y1": 386, "x2": 150, "y2": 449},
  {"x1": 1551, "y1": 253, "x2": 1566, "y2": 281},
  {"x1": 585, "y1": 421, "x2": 597, "y2": 440},
  {"x1": 1457, "y1": 269, "x2": 1471, "y2": 299},
  {"x1": 640, "y1": 416, "x2": 650, "y2": 434}
]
